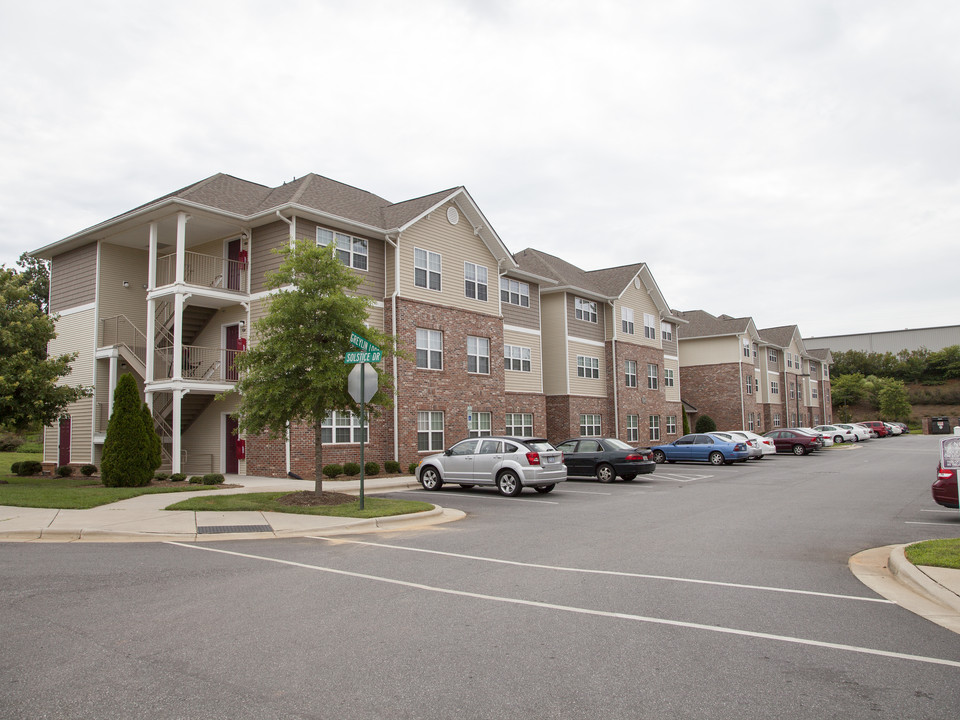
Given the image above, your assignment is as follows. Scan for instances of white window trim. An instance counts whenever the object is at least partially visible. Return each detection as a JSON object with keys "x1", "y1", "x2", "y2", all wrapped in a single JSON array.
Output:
[
  {"x1": 577, "y1": 355, "x2": 600, "y2": 379},
  {"x1": 416, "y1": 328, "x2": 443, "y2": 370},
  {"x1": 414, "y1": 247, "x2": 442, "y2": 292},
  {"x1": 467, "y1": 336, "x2": 490, "y2": 374},
  {"x1": 464, "y1": 262, "x2": 489, "y2": 302},
  {"x1": 575, "y1": 297, "x2": 598, "y2": 323}
]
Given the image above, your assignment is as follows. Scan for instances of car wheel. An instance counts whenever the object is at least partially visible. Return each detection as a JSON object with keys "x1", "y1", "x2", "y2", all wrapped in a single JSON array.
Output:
[
  {"x1": 596, "y1": 463, "x2": 616, "y2": 483},
  {"x1": 534, "y1": 484, "x2": 555, "y2": 494},
  {"x1": 792, "y1": 444, "x2": 806, "y2": 456},
  {"x1": 621, "y1": 474, "x2": 637, "y2": 481},
  {"x1": 652, "y1": 450, "x2": 666, "y2": 464},
  {"x1": 459, "y1": 484, "x2": 476, "y2": 489},
  {"x1": 496, "y1": 470, "x2": 522, "y2": 497},
  {"x1": 834, "y1": 435, "x2": 843, "y2": 444},
  {"x1": 852, "y1": 435, "x2": 859, "y2": 442},
  {"x1": 709, "y1": 451, "x2": 724, "y2": 466},
  {"x1": 420, "y1": 467, "x2": 443, "y2": 490}
]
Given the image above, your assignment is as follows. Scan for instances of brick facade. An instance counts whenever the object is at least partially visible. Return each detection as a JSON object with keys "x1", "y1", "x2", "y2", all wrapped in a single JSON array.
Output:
[{"x1": 679, "y1": 362, "x2": 763, "y2": 431}]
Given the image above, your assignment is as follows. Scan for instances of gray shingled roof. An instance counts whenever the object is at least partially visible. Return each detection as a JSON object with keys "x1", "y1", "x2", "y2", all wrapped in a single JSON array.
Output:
[
  {"x1": 759, "y1": 325, "x2": 800, "y2": 348},
  {"x1": 513, "y1": 248, "x2": 644, "y2": 298},
  {"x1": 675, "y1": 310, "x2": 751, "y2": 339}
]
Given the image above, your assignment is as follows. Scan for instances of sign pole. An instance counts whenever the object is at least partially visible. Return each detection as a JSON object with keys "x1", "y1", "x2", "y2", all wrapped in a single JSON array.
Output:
[{"x1": 359, "y1": 363, "x2": 365, "y2": 510}]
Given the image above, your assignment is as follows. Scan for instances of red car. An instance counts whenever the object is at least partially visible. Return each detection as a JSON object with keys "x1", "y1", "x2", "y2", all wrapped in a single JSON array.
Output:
[
  {"x1": 858, "y1": 421, "x2": 889, "y2": 438},
  {"x1": 933, "y1": 462, "x2": 959, "y2": 508},
  {"x1": 763, "y1": 429, "x2": 820, "y2": 455}
]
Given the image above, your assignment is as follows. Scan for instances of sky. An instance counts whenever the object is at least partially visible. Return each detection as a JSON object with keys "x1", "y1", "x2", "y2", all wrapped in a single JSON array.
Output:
[{"x1": 1, "y1": 0, "x2": 958, "y2": 338}]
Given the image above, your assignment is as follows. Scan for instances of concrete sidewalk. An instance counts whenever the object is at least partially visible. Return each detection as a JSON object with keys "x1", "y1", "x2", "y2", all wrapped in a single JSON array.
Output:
[
  {"x1": 0, "y1": 474, "x2": 463, "y2": 542},
  {"x1": 850, "y1": 544, "x2": 960, "y2": 635}
]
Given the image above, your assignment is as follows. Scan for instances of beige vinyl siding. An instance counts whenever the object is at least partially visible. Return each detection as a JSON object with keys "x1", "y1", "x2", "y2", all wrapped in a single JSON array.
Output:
[
  {"x1": 97, "y1": 244, "x2": 149, "y2": 342},
  {"x1": 365, "y1": 305, "x2": 385, "y2": 333},
  {"x1": 44, "y1": 309, "x2": 97, "y2": 463},
  {"x1": 43, "y1": 404, "x2": 93, "y2": 465},
  {"x1": 50, "y1": 243, "x2": 97, "y2": 313},
  {"x1": 298, "y1": 219, "x2": 386, "y2": 301},
  {"x1": 251, "y1": 220, "x2": 290, "y2": 294},
  {"x1": 678, "y1": 336, "x2": 739, "y2": 367},
  {"x1": 385, "y1": 241, "x2": 397, "y2": 297},
  {"x1": 181, "y1": 395, "x2": 239, "y2": 474},
  {"x1": 247, "y1": 296, "x2": 273, "y2": 349},
  {"x1": 500, "y1": 279, "x2": 540, "y2": 330},
  {"x1": 664, "y1": 356, "x2": 681, "y2": 403},
  {"x1": 398, "y1": 201, "x2": 499, "y2": 317},
  {"x1": 540, "y1": 294, "x2": 567, "y2": 395},
  {"x1": 503, "y1": 327, "x2": 542, "y2": 394},
  {"x1": 191, "y1": 306, "x2": 247, "y2": 350},
  {"x1": 612, "y1": 282, "x2": 660, "y2": 348},
  {"x1": 661, "y1": 332, "x2": 678, "y2": 357},
  {"x1": 567, "y1": 294, "x2": 604, "y2": 343},
  {"x1": 568, "y1": 339, "x2": 607, "y2": 397}
]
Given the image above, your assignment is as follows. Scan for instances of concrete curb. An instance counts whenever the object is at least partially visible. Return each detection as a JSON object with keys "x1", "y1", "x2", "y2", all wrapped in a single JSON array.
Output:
[{"x1": 888, "y1": 544, "x2": 960, "y2": 613}]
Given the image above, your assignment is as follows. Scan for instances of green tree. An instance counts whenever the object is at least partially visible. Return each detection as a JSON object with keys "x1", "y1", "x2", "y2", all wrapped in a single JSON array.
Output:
[
  {"x1": 15, "y1": 252, "x2": 50, "y2": 315},
  {"x1": 101, "y1": 374, "x2": 155, "y2": 487},
  {"x1": 830, "y1": 373, "x2": 866, "y2": 422},
  {"x1": 877, "y1": 379, "x2": 911, "y2": 421},
  {"x1": 141, "y1": 401, "x2": 163, "y2": 473},
  {"x1": 229, "y1": 240, "x2": 397, "y2": 495},
  {"x1": 0, "y1": 267, "x2": 89, "y2": 431},
  {"x1": 928, "y1": 345, "x2": 960, "y2": 380},
  {"x1": 694, "y1": 415, "x2": 716, "y2": 433}
]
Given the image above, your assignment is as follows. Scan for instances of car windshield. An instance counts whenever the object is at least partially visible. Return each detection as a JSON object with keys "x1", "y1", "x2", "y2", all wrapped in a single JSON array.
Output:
[
  {"x1": 525, "y1": 440, "x2": 556, "y2": 452},
  {"x1": 605, "y1": 438, "x2": 634, "y2": 450}
]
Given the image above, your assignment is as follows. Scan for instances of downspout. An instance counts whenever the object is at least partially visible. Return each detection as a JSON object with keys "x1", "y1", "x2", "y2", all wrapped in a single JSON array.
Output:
[
  {"x1": 738, "y1": 336, "x2": 746, "y2": 430},
  {"x1": 385, "y1": 231, "x2": 401, "y2": 463},
  {"x1": 609, "y1": 300, "x2": 618, "y2": 438},
  {"x1": 275, "y1": 212, "x2": 294, "y2": 473},
  {"x1": 276, "y1": 211, "x2": 294, "y2": 246}
]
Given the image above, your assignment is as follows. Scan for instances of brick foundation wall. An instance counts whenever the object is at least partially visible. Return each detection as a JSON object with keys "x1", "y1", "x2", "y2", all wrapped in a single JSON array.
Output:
[{"x1": 679, "y1": 362, "x2": 761, "y2": 431}]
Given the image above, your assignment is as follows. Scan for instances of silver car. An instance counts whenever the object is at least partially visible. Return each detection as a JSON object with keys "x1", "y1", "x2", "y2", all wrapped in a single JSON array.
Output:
[{"x1": 416, "y1": 436, "x2": 567, "y2": 496}]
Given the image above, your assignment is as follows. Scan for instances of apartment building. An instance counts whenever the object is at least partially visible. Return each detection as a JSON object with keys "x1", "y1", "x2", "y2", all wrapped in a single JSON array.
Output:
[
  {"x1": 757, "y1": 325, "x2": 832, "y2": 428},
  {"x1": 513, "y1": 250, "x2": 685, "y2": 445}
]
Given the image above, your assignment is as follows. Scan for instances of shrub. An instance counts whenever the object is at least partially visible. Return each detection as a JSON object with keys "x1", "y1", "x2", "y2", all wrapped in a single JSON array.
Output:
[
  {"x1": 56, "y1": 465, "x2": 74, "y2": 477},
  {"x1": 154, "y1": 472, "x2": 169, "y2": 481},
  {"x1": 19, "y1": 443, "x2": 43, "y2": 453},
  {"x1": 80, "y1": 464, "x2": 97, "y2": 477},
  {"x1": 695, "y1": 415, "x2": 717, "y2": 433},
  {"x1": 16, "y1": 461, "x2": 42, "y2": 476},
  {"x1": 101, "y1": 374, "x2": 154, "y2": 487},
  {"x1": 409, "y1": 462, "x2": 419, "y2": 475},
  {"x1": 384, "y1": 460, "x2": 401, "y2": 474},
  {"x1": 343, "y1": 462, "x2": 361, "y2": 476},
  {"x1": 202, "y1": 473, "x2": 225, "y2": 485},
  {"x1": 322, "y1": 464, "x2": 343, "y2": 479},
  {"x1": 188, "y1": 475, "x2": 203, "y2": 484},
  {"x1": 0, "y1": 432, "x2": 24, "y2": 452},
  {"x1": 364, "y1": 461, "x2": 380, "y2": 476},
  {"x1": 169, "y1": 473, "x2": 186, "y2": 482},
  {"x1": 10, "y1": 462, "x2": 21, "y2": 475}
]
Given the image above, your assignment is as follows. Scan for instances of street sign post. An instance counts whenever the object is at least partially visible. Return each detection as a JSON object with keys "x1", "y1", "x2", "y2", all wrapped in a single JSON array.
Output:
[{"x1": 344, "y1": 334, "x2": 382, "y2": 509}]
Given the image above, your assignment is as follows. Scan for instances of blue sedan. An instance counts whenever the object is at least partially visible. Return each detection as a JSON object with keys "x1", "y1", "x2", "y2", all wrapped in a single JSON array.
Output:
[{"x1": 651, "y1": 433, "x2": 750, "y2": 466}]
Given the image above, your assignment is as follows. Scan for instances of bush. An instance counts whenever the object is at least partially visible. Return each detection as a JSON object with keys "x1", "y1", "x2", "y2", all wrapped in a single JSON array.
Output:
[
  {"x1": 202, "y1": 473, "x2": 225, "y2": 485},
  {"x1": 80, "y1": 464, "x2": 97, "y2": 477},
  {"x1": 188, "y1": 476, "x2": 203, "y2": 484},
  {"x1": 364, "y1": 461, "x2": 380, "y2": 476},
  {"x1": 409, "y1": 462, "x2": 419, "y2": 475},
  {"x1": 343, "y1": 462, "x2": 361, "y2": 477},
  {"x1": 100, "y1": 374, "x2": 155, "y2": 487},
  {"x1": 322, "y1": 464, "x2": 343, "y2": 479},
  {"x1": 16, "y1": 461, "x2": 42, "y2": 476},
  {"x1": 385, "y1": 460, "x2": 401, "y2": 474},
  {"x1": 10, "y1": 462, "x2": 21, "y2": 475},
  {"x1": 56, "y1": 465, "x2": 74, "y2": 477},
  {"x1": 0, "y1": 432, "x2": 24, "y2": 451},
  {"x1": 695, "y1": 415, "x2": 717, "y2": 433},
  {"x1": 154, "y1": 472, "x2": 169, "y2": 481},
  {"x1": 169, "y1": 473, "x2": 186, "y2": 482}
]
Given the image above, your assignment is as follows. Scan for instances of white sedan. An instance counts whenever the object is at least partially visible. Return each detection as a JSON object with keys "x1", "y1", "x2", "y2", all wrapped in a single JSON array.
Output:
[
  {"x1": 834, "y1": 423, "x2": 871, "y2": 441},
  {"x1": 813, "y1": 424, "x2": 856, "y2": 444},
  {"x1": 723, "y1": 430, "x2": 776, "y2": 457}
]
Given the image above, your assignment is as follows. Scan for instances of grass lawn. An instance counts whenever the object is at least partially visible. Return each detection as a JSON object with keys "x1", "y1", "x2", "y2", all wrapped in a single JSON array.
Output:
[
  {"x1": 905, "y1": 538, "x2": 960, "y2": 570},
  {"x1": 166, "y1": 492, "x2": 433, "y2": 518},
  {"x1": 0, "y1": 451, "x2": 43, "y2": 476}
]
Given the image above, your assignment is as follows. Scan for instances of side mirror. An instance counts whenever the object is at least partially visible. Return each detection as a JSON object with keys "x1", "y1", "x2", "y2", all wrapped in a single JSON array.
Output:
[{"x1": 443, "y1": 449, "x2": 452, "y2": 456}]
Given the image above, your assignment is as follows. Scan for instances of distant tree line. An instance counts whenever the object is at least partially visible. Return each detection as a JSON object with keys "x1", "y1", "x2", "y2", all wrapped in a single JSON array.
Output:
[{"x1": 830, "y1": 346, "x2": 960, "y2": 384}]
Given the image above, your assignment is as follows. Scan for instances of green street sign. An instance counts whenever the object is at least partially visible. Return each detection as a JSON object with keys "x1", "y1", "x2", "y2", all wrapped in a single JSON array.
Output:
[
  {"x1": 349, "y1": 332, "x2": 380, "y2": 354},
  {"x1": 344, "y1": 350, "x2": 382, "y2": 364}
]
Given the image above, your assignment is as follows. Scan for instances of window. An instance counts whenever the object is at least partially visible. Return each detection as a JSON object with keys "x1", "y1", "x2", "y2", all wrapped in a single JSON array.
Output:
[
  {"x1": 464, "y1": 262, "x2": 488, "y2": 301},
  {"x1": 787, "y1": 354, "x2": 793, "y2": 368},
  {"x1": 748, "y1": 412, "x2": 755, "y2": 431},
  {"x1": 580, "y1": 414, "x2": 601, "y2": 436},
  {"x1": 661, "y1": 322, "x2": 673, "y2": 341},
  {"x1": 504, "y1": 345, "x2": 532, "y2": 372},
  {"x1": 752, "y1": 343, "x2": 758, "y2": 358},
  {"x1": 768, "y1": 350, "x2": 778, "y2": 363},
  {"x1": 626, "y1": 415, "x2": 639, "y2": 442},
  {"x1": 414, "y1": 248, "x2": 441, "y2": 291},
  {"x1": 647, "y1": 363, "x2": 659, "y2": 389},
  {"x1": 500, "y1": 278, "x2": 530, "y2": 307},
  {"x1": 468, "y1": 411, "x2": 492, "y2": 437},
  {"x1": 644, "y1": 313, "x2": 657, "y2": 339},
  {"x1": 789, "y1": 382, "x2": 795, "y2": 399},
  {"x1": 666, "y1": 415, "x2": 677, "y2": 434},
  {"x1": 577, "y1": 356, "x2": 599, "y2": 379},
  {"x1": 745, "y1": 375, "x2": 753, "y2": 395},
  {"x1": 649, "y1": 415, "x2": 661, "y2": 441},
  {"x1": 416, "y1": 328, "x2": 443, "y2": 370},
  {"x1": 317, "y1": 228, "x2": 368, "y2": 270},
  {"x1": 575, "y1": 298, "x2": 597, "y2": 323},
  {"x1": 664, "y1": 368, "x2": 675, "y2": 388},
  {"x1": 755, "y1": 378, "x2": 759, "y2": 393},
  {"x1": 621, "y1": 307, "x2": 634, "y2": 334},
  {"x1": 812, "y1": 385, "x2": 818, "y2": 399},
  {"x1": 625, "y1": 360, "x2": 637, "y2": 387},
  {"x1": 743, "y1": 338, "x2": 751, "y2": 357},
  {"x1": 771, "y1": 380, "x2": 779, "y2": 395},
  {"x1": 418, "y1": 411, "x2": 444, "y2": 451},
  {"x1": 773, "y1": 412, "x2": 782, "y2": 428},
  {"x1": 321, "y1": 411, "x2": 368, "y2": 444},
  {"x1": 823, "y1": 366, "x2": 829, "y2": 379},
  {"x1": 794, "y1": 354, "x2": 800, "y2": 368},
  {"x1": 467, "y1": 336, "x2": 489, "y2": 374},
  {"x1": 505, "y1": 413, "x2": 533, "y2": 436}
]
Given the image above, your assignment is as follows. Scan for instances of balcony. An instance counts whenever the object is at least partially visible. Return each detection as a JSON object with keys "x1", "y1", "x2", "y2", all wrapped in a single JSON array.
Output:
[
  {"x1": 155, "y1": 345, "x2": 239, "y2": 383},
  {"x1": 156, "y1": 251, "x2": 247, "y2": 294}
]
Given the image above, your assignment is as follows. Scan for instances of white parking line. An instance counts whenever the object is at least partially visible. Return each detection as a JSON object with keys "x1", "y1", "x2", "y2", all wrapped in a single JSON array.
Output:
[
  {"x1": 654, "y1": 473, "x2": 713, "y2": 482},
  {"x1": 397, "y1": 490, "x2": 558, "y2": 505},
  {"x1": 559, "y1": 489, "x2": 613, "y2": 495},
  {"x1": 166, "y1": 542, "x2": 959, "y2": 669},
  {"x1": 919, "y1": 509, "x2": 959, "y2": 514},
  {"x1": 905, "y1": 521, "x2": 960, "y2": 527},
  {"x1": 308, "y1": 537, "x2": 893, "y2": 604}
]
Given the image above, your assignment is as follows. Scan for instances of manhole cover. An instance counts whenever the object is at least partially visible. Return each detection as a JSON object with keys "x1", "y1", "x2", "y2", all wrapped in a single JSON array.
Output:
[{"x1": 197, "y1": 525, "x2": 273, "y2": 534}]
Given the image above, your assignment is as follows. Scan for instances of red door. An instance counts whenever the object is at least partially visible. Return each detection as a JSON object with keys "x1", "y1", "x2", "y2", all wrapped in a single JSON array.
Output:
[
  {"x1": 225, "y1": 415, "x2": 239, "y2": 474},
  {"x1": 227, "y1": 239, "x2": 241, "y2": 291},
  {"x1": 58, "y1": 416, "x2": 71, "y2": 466},
  {"x1": 225, "y1": 324, "x2": 240, "y2": 381}
]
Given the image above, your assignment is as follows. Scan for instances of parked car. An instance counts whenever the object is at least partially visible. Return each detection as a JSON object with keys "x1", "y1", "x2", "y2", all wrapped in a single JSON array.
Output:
[
  {"x1": 651, "y1": 433, "x2": 750, "y2": 465},
  {"x1": 858, "y1": 421, "x2": 889, "y2": 438},
  {"x1": 710, "y1": 431, "x2": 761, "y2": 459},
  {"x1": 723, "y1": 430, "x2": 777, "y2": 457},
  {"x1": 554, "y1": 437, "x2": 656, "y2": 481},
  {"x1": 790, "y1": 428, "x2": 830, "y2": 448},
  {"x1": 933, "y1": 462, "x2": 959, "y2": 508},
  {"x1": 884, "y1": 422, "x2": 903, "y2": 436},
  {"x1": 416, "y1": 436, "x2": 567, "y2": 496},
  {"x1": 834, "y1": 423, "x2": 871, "y2": 442},
  {"x1": 853, "y1": 422, "x2": 878, "y2": 439},
  {"x1": 813, "y1": 424, "x2": 856, "y2": 444},
  {"x1": 891, "y1": 422, "x2": 911, "y2": 434},
  {"x1": 763, "y1": 429, "x2": 821, "y2": 455}
]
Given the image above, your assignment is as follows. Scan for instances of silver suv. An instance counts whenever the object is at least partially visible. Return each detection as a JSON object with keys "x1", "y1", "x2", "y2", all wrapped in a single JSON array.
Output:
[{"x1": 416, "y1": 436, "x2": 567, "y2": 496}]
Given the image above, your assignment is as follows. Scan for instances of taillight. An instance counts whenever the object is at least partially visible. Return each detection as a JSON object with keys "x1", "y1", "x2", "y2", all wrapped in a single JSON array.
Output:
[
  {"x1": 625, "y1": 453, "x2": 643, "y2": 461},
  {"x1": 526, "y1": 452, "x2": 541, "y2": 466},
  {"x1": 937, "y1": 467, "x2": 956, "y2": 481},
  {"x1": 735, "y1": 443, "x2": 745, "y2": 451}
]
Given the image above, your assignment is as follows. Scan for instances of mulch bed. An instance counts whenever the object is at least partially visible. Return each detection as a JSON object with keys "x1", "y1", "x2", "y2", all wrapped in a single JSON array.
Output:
[{"x1": 275, "y1": 490, "x2": 357, "y2": 507}]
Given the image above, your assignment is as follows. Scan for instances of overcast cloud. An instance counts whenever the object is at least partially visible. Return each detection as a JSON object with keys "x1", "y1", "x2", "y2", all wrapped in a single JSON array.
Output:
[{"x1": 1, "y1": 0, "x2": 957, "y2": 338}]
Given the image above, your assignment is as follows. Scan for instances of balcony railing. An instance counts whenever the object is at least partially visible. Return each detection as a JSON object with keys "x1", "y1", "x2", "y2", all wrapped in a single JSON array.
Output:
[
  {"x1": 156, "y1": 251, "x2": 247, "y2": 293},
  {"x1": 156, "y1": 345, "x2": 239, "y2": 382},
  {"x1": 99, "y1": 315, "x2": 147, "y2": 365}
]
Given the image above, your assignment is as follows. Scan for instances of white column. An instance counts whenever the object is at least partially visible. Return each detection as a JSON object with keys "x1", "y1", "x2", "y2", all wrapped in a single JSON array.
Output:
[
  {"x1": 172, "y1": 390, "x2": 182, "y2": 474},
  {"x1": 175, "y1": 212, "x2": 188, "y2": 285},
  {"x1": 148, "y1": 222, "x2": 158, "y2": 290},
  {"x1": 173, "y1": 294, "x2": 184, "y2": 380},
  {"x1": 108, "y1": 356, "x2": 118, "y2": 418}
]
